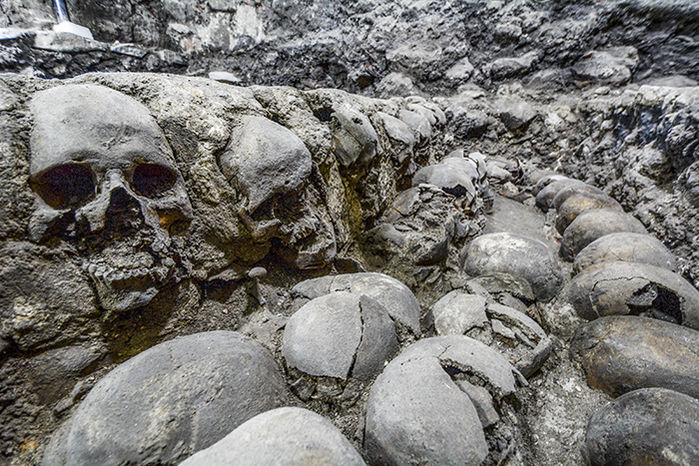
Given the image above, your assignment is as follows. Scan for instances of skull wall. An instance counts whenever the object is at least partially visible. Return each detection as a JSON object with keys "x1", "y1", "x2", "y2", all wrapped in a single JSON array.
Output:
[{"x1": 0, "y1": 72, "x2": 480, "y2": 463}]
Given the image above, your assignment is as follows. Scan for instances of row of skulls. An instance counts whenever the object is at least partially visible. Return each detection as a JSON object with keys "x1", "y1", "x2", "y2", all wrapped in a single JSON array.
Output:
[{"x1": 27, "y1": 84, "x2": 326, "y2": 312}]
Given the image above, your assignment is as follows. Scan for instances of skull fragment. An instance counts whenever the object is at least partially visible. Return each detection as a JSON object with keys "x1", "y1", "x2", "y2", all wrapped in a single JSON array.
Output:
[{"x1": 29, "y1": 84, "x2": 192, "y2": 311}]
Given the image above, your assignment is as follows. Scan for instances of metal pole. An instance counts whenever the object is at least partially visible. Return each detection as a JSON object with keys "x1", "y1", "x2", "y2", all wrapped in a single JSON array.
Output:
[{"x1": 53, "y1": 0, "x2": 70, "y2": 23}]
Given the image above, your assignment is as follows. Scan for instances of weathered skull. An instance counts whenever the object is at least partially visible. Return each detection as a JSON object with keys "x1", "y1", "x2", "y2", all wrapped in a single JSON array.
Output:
[
  {"x1": 219, "y1": 114, "x2": 336, "y2": 270},
  {"x1": 29, "y1": 84, "x2": 192, "y2": 311}
]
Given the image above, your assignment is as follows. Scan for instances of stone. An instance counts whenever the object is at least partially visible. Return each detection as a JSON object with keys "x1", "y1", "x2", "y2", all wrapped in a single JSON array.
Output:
[
  {"x1": 448, "y1": 107, "x2": 490, "y2": 139},
  {"x1": 573, "y1": 232, "x2": 678, "y2": 274},
  {"x1": 495, "y1": 97, "x2": 537, "y2": 131},
  {"x1": 399, "y1": 108, "x2": 432, "y2": 142},
  {"x1": 572, "y1": 47, "x2": 639, "y2": 86},
  {"x1": 560, "y1": 208, "x2": 647, "y2": 261},
  {"x1": 407, "y1": 103, "x2": 437, "y2": 126},
  {"x1": 386, "y1": 42, "x2": 444, "y2": 79},
  {"x1": 0, "y1": 28, "x2": 32, "y2": 41},
  {"x1": 207, "y1": 0, "x2": 238, "y2": 13},
  {"x1": 432, "y1": 291, "x2": 488, "y2": 336},
  {"x1": 42, "y1": 331, "x2": 287, "y2": 465},
  {"x1": 374, "y1": 72, "x2": 416, "y2": 98},
  {"x1": 377, "y1": 111, "x2": 414, "y2": 162},
  {"x1": 331, "y1": 104, "x2": 381, "y2": 166},
  {"x1": 110, "y1": 42, "x2": 148, "y2": 58},
  {"x1": 566, "y1": 261, "x2": 699, "y2": 329},
  {"x1": 208, "y1": 71, "x2": 242, "y2": 84},
  {"x1": 291, "y1": 273, "x2": 421, "y2": 335},
  {"x1": 445, "y1": 56, "x2": 475, "y2": 82},
  {"x1": 571, "y1": 316, "x2": 699, "y2": 398},
  {"x1": 584, "y1": 388, "x2": 699, "y2": 465},
  {"x1": 412, "y1": 157, "x2": 478, "y2": 200},
  {"x1": 463, "y1": 232, "x2": 563, "y2": 301},
  {"x1": 412, "y1": 99, "x2": 446, "y2": 125},
  {"x1": 32, "y1": 31, "x2": 108, "y2": 53},
  {"x1": 491, "y1": 318, "x2": 516, "y2": 339},
  {"x1": 0, "y1": 242, "x2": 98, "y2": 351},
  {"x1": 488, "y1": 51, "x2": 539, "y2": 79},
  {"x1": 363, "y1": 183, "x2": 475, "y2": 270},
  {"x1": 219, "y1": 115, "x2": 312, "y2": 211},
  {"x1": 555, "y1": 192, "x2": 622, "y2": 234},
  {"x1": 455, "y1": 380, "x2": 500, "y2": 428},
  {"x1": 282, "y1": 292, "x2": 397, "y2": 381},
  {"x1": 377, "y1": 111, "x2": 414, "y2": 148},
  {"x1": 180, "y1": 407, "x2": 366, "y2": 466}
]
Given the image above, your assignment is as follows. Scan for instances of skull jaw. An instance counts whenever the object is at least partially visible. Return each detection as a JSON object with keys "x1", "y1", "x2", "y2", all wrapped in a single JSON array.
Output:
[{"x1": 93, "y1": 280, "x2": 161, "y2": 312}]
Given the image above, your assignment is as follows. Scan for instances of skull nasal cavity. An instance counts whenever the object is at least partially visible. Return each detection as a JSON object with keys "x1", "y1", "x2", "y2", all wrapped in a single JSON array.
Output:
[{"x1": 107, "y1": 186, "x2": 140, "y2": 213}]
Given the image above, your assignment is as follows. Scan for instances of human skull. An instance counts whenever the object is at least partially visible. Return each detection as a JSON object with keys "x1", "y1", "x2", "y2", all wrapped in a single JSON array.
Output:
[
  {"x1": 219, "y1": 114, "x2": 336, "y2": 270},
  {"x1": 29, "y1": 84, "x2": 193, "y2": 311}
]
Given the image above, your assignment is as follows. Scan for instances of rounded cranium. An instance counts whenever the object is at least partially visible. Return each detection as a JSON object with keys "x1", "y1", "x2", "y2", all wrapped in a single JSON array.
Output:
[{"x1": 29, "y1": 84, "x2": 193, "y2": 311}]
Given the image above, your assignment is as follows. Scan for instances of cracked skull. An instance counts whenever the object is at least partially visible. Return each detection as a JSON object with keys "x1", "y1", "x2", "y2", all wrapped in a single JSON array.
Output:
[{"x1": 28, "y1": 84, "x2": 192, "y2": 312}]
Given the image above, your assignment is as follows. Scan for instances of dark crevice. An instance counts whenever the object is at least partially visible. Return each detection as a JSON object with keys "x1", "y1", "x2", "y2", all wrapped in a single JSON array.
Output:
[
  {"x1": 627, "y1": 283, "x2": 683, "y2": 324},
  {"x1": 313, "y1": 106, "x2": 334, "y2": 122}
]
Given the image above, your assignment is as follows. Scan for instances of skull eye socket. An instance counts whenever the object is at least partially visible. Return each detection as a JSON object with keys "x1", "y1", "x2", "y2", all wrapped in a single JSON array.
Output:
[
  {"x1": 132, "y1": 163, "x2": 177, "y2": 198},
  {"x1": 32, "y1": 163, "x2": 95, "y2": 209}
]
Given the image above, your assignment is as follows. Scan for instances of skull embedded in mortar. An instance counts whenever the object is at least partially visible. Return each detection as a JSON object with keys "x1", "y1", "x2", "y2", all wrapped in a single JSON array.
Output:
[
  {"x1": 219, "y1": 114, "x2": 336, "y2": 270},
  {"x1": 28, "y1": 84, "x2": 193, "y2": 311}
]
